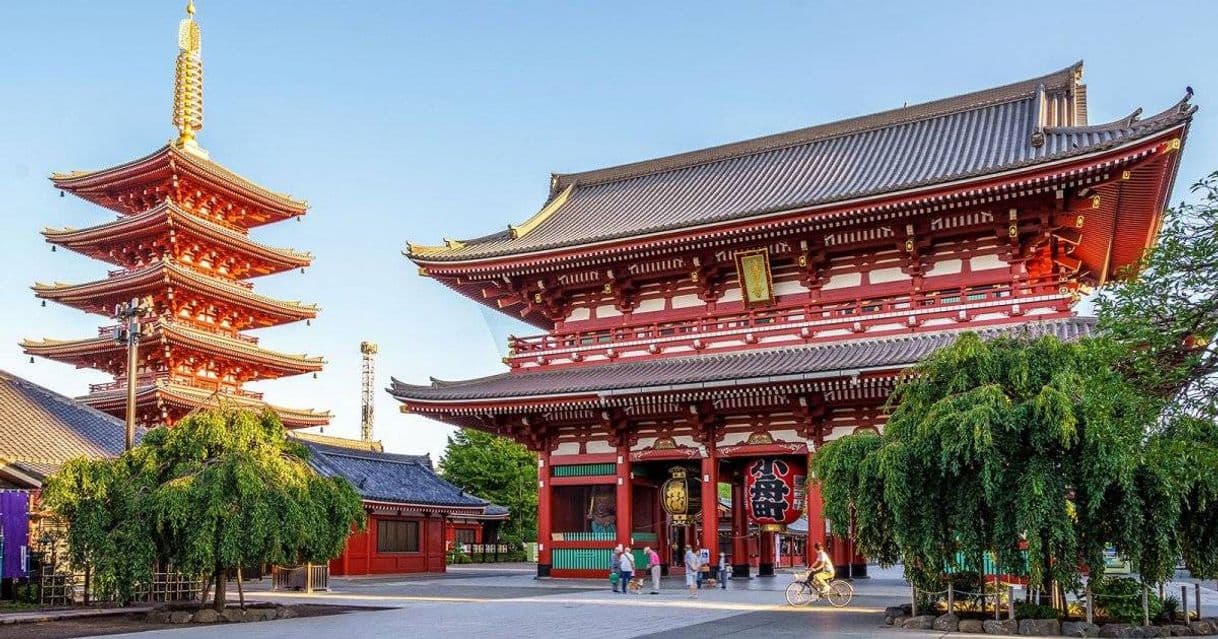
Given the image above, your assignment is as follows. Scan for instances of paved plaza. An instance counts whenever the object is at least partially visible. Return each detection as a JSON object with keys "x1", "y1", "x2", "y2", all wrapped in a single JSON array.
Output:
[
  {"x1": 86, "y1": 564, "x2": 906, "y2": 639},
  {"x1": 75, "y1": 564, "x2": 1218, "y2": 639}
]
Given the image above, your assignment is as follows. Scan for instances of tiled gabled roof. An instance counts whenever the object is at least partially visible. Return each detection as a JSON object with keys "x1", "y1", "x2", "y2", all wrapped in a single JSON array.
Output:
[
  {"x1": 390, "y1": 318, "x2": 1094, "y2": 403},
  {"x1": 300, "y1": 439, "x2": 500, "y2": 512},
  {"x1": 409, "y1": 63, "x2": 1194, "y2": 263},
  {"x1": 0, "y1": 370, "x2": 139, "y2": 486}
]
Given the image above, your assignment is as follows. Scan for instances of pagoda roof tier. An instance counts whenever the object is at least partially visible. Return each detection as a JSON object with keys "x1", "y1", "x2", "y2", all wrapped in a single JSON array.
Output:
[
  {"x1": 33, "y1": 261, "x2": 318, "y2": 327},
  {"x1": 82, "y1": 380, "x2": 330, "y2": 430},
  {"x1": 391, "y1": 317, "x2": 1093, "y2": 416},
  {"x1": 408, "y1": 63, "x2": 1193, "y2": 269},
  {"x1": 42, "y1": 201, "x2": 312, "y2": 277},
  {"x1": 50, "y1": 145, "x2": 307, "y2": 228},
  {"x1": 22, "y1": 320, "x2": 324, "y2": 380}
]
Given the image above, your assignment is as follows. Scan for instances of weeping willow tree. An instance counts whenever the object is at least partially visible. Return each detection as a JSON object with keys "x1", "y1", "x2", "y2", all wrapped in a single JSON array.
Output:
[
  {"x1": 815, "y1": 171, "x2": 1218, "y2": 596},
  {"x1": 816, "y1": 333, "x2": 1156, "y2": 595},
  {"x1": 44, "y1": 407, "x2": 366, "y2": 610}
]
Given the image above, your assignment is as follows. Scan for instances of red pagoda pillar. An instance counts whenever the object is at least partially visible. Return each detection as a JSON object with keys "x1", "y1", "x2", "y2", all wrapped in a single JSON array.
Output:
[
  {"x1": 537, "y1": 451, "x2": 552, "y2": 577},
  {"x1": 730, "y1": 478, "x2": 749, "y2": 578},
  {"x1": 700, "y1": 454, "x2": 719, "y2": 570},
  {"x1": 615, "y1": 444, "x2": 632, "y2": 549}
]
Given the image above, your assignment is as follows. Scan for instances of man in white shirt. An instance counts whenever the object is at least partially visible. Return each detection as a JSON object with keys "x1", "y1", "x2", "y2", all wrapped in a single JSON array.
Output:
[{"x1": 684, "y1": 546, "x2": 701, "y2": 598}]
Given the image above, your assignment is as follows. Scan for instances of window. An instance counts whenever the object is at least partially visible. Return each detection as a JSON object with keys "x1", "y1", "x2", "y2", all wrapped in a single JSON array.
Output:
[
  {"x1": 377, "y1": 520, "x2": 419, "y2": 553},
  {"x1": 455, "y1": 528, "x2": 476, "y2": 545}
]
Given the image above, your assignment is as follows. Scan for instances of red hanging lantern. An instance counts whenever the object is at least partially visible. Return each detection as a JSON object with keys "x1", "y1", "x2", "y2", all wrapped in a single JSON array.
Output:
[{"x1": 744, "y1": 457, "x2": 806, "y2": 532}]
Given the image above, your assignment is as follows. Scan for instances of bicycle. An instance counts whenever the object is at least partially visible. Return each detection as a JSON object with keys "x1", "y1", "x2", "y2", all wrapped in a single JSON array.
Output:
[{"x1": 785, "y1": 572, "x2": 854, "y2": 607}]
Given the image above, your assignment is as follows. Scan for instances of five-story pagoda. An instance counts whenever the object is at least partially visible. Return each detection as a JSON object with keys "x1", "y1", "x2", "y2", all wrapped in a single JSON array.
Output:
[{"x1": 23, "y1": 2, "x2": 329, "y2": 429}]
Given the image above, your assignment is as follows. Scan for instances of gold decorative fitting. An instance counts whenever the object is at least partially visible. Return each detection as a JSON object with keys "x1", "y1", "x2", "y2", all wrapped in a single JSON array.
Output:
[
  {"x1": 1121, "y1": 170, "x2": 1132, "y2": 181},
  {"x1": 1091, "y1": 195, "x2": 1101, "y2": 209},
  {"x1": 442, "y1": 238, "x2": 466, "y2": 250},
  {"x1": 903, "y1": 239, "x2": 914, "y2": 252},
  {"x1": 508, "y1": 184, "x2": 573, "y2": 240},
  {"x1": 1075, "y1": 215, "x2": 1085, "y2": 228},
  {"x1": 399, "y1": 405, "x2": 410, "y2": 414},
  {"x1": 416, "y1": 266, "x2": 429, "y2": 277},
  {"x1": 1164, "y1": 138, "x2": 1182, "y2": 153},
  {"x1": 690, "y1": 270, "x2": 700, "y2": 283},
  {"x1": 532, "y1": 292, "x2": 542, "y2": 304},
  {"x1": 172, "y1": 1, "x2": 205, "y2": 155},
  {"x1": 603, "y1": 282, "x2": 612, "y2": 294},
  {"x1": 1008, "y1": 223, "x2": 1018, "y2": 238},
  {"x1": 797, "y1": 253, "x2": 808, "y2": 268}
]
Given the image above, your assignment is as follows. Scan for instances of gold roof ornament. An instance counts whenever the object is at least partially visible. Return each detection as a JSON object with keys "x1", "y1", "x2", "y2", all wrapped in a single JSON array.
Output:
[{"x1": 173, "y1": 0, "x2": 207, "y2": 157}]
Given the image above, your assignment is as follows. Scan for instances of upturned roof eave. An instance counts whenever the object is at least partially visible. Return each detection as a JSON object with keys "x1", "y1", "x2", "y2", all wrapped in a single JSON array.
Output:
[
  {"x1": 41, "y1": 202, "x2": 313, "y2": 270},
  {"x1": 50, "y1": 144, "x2": 308, "y2": 220}
]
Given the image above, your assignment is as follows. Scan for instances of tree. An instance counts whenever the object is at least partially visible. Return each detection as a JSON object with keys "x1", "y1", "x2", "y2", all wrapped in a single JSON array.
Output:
[
  {"x1": 814, "y1": 333, "x2": 1153, "y2": 596},
  {"x1": 44, "y1": 407, "x2": 365, "y2": 610},
  {"x1": 439, "y1": 429, "x2": 537, "y2": 544}
]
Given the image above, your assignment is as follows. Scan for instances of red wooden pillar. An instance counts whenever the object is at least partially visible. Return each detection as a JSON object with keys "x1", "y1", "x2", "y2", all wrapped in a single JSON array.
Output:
[
  {"x1": 758, "y1": 527, "x2": 775, "y2": 576},
  {"x1": 537, "y1": 450, "x2": 552, "y2": 577},
  {"x1": 730, "y1": 477, "x2": 749, "y2": 577},
  {"x1": 615, "y1": 445, "x2": 632, "y2": 549},
  {"x1": 700, "y1": 454, "x2": 719, "y2": 563},
  {"x1": 805, "y1": 476, "x2": 826, "y2": 567}
]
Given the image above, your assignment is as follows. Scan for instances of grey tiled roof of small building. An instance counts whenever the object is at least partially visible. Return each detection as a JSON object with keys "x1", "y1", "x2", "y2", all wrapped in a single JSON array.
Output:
[
  {"x1": 390, "y1": 318, "x2": 1094, "y2": 402},
  {"x1": 413, "y1": 63, "x2": 1193, "y2": 262},
  {"x1": 0, "y1": 370, "x2": 138, "y2": 480},
  {"x1": 301, "y1": 439, "x2": 496, "y2": 509}
]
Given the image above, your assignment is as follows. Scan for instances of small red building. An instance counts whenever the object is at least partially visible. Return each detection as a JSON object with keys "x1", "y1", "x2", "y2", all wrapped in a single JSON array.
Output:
[{"x1": 296, "y1": 433, "x2": 506, "y2": 575}]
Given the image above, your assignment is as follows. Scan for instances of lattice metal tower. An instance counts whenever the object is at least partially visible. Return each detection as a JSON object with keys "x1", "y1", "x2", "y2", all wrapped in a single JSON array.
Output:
[{"x1": 360, "y1": 341, "x2": 378, "y2": 441}]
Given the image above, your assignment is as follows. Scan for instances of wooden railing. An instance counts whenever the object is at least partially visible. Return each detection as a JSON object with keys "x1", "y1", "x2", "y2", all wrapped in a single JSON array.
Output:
[{"x1": 271, "y1": 564, "x2": 329, "y2": 593}]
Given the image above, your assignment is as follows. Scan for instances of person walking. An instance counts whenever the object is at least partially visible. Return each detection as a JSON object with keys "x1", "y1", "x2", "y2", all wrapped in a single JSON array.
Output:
[
  {"x1": 610, "y1": 544, "x2": 623, "y2": 593},
  {"x1": 618, "y1": 546, "x2": 635, "y2": 595},
  {"x1": 644, "y1": 546, "x2": 661, "y2": 595},
  {"x1": 684, "y1": 545, "x2": 700, "y2": 598}
]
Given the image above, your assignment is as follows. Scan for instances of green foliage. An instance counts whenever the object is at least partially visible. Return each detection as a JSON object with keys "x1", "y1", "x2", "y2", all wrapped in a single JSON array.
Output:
[
  {"x1": 816, "y1": 332, "x2": 1147, "y2": 593},
  {"x1": 1090, "y1": 576, "x2": 1161, "y2": 624},
  {"x1": 43, "y1": 408, "x2": 366, "y2": 608},
  {"x1": 1015, "y1": 602, "x2": 1060, "y2": 620},
  {"x1": 439, "y1": 429, "x2": 537, "y2": 544}
]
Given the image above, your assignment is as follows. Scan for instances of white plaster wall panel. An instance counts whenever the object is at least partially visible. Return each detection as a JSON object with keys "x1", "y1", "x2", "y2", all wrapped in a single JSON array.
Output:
[
  {"x1": 865, "y1": 322, "x2": 906, "y2": 333},
  {"x1": 709, "y1": 339, "x2": 748, "y2": 349},
  {"x1": 631, "y1": 437, "x2": 657, "y2": 453},
  {"x1": 769, "y1": 429, "x2": 801, "y2": 442},
  {"x1": 773, "y1": 280, "x2": 807, "y2": 296},
  {"x1": 550, "y1": 358, "x2": 574, "y2": 366},
  {"x1": 586, "y1": 440, "x2": 616, "y2": 454},
  {"x1": 672, "y1": 435, "x2": 700, "y2": 449},
  {"x1": 821, "y1": 272, "x2": 863, "y2": 290},
  {"x1": 665, "y1": 346, "x2": 695, "y2": 354},
  {"x1": 634, "y1": 298, "x2": 665, "y2": 314},
  {"x1": 969, "y1": 254, "x2": 1007, "y2": 272},
  {"x1": 671, "y1": 294, "x2": 703, "y2": 309},
  {"x1": 596, "y1": 304, "x2": 622, "y2": 318},
  {"x1": 868, "y1": 267, "x2": 911, "y2": 284},
  {"x1": 822, "y1": 427, "x2": 854, "y2": 441},
  {"x1": 554, "y1": 442, "x2": 581, "y2": 455},
  {"x1": 720, "y1": 286, "x2": 743, "y2": 303},
  {"x1": 973, "y1": 312, "x2": 1008, "y2": 321},
  {"x1": 759, "y1": 334, "x2": 799, "y2": 344},
  {"x1": 817, "y1": 328, "x2": 852, "y2": 338},
  {"x1": 927, "y1": 258, "x2": 963, "y2": 275},
  {"x1": 921, "y1": 318, "x2": 957, "y2": 327},
  {"x1": 567, "y1": 307, "x2": 591, "y2": 322},
  {"x1": 719, "y1": 431, "x2": 751, "y2": 446},
  {"x1": 1027, "y1": 307, "x2": 1059, "y2": 316},
  {"x1": 584, "y1": 355, "x2": 609, "y2": 363}
]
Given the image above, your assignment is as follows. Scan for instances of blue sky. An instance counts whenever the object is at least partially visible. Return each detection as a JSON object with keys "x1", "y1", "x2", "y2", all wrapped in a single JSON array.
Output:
[{"x1": 1, "y1": 1, "x2": 1214, "y2": 461}]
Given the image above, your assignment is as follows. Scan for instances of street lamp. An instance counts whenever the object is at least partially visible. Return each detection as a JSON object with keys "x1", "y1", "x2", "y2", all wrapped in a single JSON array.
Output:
[{"x1": 113, "y1": 296, "x2": 154, "y2": 450}]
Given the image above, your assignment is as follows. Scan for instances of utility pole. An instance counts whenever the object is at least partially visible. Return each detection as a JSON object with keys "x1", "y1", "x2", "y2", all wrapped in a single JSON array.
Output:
[
  {"x1": 113, "y1": 296, "x2": 154, "y2": 450},
  {"x1": 360, "y1": 341, "x2": 378, "y2": 442}
]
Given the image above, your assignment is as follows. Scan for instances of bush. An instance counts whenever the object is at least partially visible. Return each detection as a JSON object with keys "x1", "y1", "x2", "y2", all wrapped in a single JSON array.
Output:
[
  {"x1": 1090, "y1": 577, "x2": 1162, "y2": 624},
  {"x1": 447, "y1": 548, "x2": 472, "y2": 564},
  {"x1": 1157, "y1": 596, "x2": 1180, "y2": 623},
  {"x1": 1015, "y1": 602, "x2": 1060, "y2": 620}
]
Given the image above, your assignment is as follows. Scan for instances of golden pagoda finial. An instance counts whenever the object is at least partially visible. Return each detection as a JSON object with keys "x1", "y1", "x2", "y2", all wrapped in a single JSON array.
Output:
[{"x1": 173, "y1": 0, "x2": 206, "y2": 157}]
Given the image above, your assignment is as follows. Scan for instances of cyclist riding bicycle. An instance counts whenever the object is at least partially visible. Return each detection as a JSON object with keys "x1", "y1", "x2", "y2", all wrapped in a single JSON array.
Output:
[{"x1": 808, "y1": 542, "x2": 834, "y2": 594}]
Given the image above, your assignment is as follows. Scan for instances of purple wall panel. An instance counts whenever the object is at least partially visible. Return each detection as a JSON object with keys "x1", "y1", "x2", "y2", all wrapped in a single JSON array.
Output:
[{"x1": 0, "y1": 491, "x2": 30, "y2": 579}]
